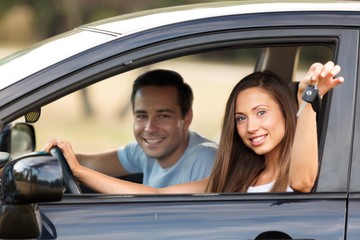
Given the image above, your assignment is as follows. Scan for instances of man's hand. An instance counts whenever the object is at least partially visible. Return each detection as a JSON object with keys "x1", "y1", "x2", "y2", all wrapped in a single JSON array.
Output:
[{"x1": 43, "y1": 139, "x2": 81, "y2": 174}]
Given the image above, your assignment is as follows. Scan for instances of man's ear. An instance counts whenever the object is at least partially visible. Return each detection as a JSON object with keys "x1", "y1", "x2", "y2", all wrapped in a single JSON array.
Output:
[{"x1": 184, "y1": 109, "x2": 193, "y2": 128}]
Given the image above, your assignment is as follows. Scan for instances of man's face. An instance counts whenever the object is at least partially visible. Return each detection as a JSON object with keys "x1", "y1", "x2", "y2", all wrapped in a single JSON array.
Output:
[{"x1": 133, "y1": 86, "x2": 192, "y2": 167}]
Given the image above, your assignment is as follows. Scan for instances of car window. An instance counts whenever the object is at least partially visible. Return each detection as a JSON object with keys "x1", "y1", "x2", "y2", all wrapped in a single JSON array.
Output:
[
  {"x1": 26, "y1": 44, "x2": 334, "y2": 193},
  {"x1": 32, "y1": 45, "x2": 333, "y2": 152}
]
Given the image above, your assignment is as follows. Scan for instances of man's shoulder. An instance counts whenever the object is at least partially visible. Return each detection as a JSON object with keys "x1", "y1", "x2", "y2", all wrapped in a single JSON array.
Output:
[
  {"x1": 189, "y1": 131, "x2": 218, "y2": 147},
  {"x1": 188, "y1": 131, "x2": 218, "y2": 156},
  {"x1": 119, "y1": 141, "x2": 146, "y2": 156}
]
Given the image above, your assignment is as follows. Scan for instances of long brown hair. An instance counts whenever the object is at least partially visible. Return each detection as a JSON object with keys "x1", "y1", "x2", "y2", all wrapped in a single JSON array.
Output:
[{"x1": 206, "y1": 71, "x2": 297, "y2": 193}]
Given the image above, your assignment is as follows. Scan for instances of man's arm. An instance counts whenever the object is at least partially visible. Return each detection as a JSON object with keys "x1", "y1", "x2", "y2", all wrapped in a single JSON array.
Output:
[
  {"x1": 76, "y1": 150, "x2": 129, "y2": 177},
  {"x1": 73, "y1": 164, "x2": 208, "y2": 194},
  {"x1": 44, "y1": 139, "x2": 130, "y2": 178}
]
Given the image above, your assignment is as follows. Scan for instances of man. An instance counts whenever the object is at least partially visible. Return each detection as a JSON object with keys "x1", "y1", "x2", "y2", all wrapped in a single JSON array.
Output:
[{"x1": 45, "y1": 69, "x2": 218, "y2": 188}]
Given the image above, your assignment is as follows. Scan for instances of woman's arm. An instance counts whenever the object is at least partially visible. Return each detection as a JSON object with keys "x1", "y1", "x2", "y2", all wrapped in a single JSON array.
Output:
[{"x1": 289, "y1": 61, "x2": 344, "y2": 192}]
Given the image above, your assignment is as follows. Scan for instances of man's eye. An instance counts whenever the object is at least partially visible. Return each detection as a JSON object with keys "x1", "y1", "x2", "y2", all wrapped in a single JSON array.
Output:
[
  {"x1": 136, "y1": 115, "x2": 147, "y2": 119},
  {"x1": 159, "y1": 114, "x2": 169, "y2": 119}
]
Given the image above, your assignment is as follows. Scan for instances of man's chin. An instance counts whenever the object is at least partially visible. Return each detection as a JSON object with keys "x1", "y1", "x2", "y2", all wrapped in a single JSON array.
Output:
[
  {"x1": 143, "y1": 149, "x2": 162, "y2": 159},
  {"x1": 141, "y1": 143, "x2": 168, "y2": 159}
]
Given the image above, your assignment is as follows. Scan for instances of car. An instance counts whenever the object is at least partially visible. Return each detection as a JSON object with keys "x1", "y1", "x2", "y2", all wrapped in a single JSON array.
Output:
[{"x1": 0, "y1": 1, "x2": 359, "y2": 239}]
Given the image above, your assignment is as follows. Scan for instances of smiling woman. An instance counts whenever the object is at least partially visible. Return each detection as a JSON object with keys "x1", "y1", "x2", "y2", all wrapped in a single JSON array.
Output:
[{"x1": 211, "y1": 71, "x2": 298, "y2": 193}]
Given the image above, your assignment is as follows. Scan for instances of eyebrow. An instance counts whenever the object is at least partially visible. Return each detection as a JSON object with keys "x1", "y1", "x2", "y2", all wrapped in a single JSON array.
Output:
[
  {"x1": 235, "y1": 104, "x2": 270, "y2": 114},
  {"x1": 252, "y1": 104, "x2": 269, "y2": 110},
  {"x1": 134, "y1": 109, "x2": 176, "y2": 114}
]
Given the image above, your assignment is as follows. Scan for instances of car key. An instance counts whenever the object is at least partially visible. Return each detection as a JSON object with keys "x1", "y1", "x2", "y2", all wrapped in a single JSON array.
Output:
[{"x1": 296, "y1": 84, "x2": 320, "y2": 117}]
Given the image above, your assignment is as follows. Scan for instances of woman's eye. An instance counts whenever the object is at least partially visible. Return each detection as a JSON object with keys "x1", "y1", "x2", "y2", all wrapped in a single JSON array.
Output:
[
  {"x1": 257, "y1": 110, "x2": 266, "y2": 116},
  {"x1": 236, "y1": 115, "x2": 246, "y2": 123}
]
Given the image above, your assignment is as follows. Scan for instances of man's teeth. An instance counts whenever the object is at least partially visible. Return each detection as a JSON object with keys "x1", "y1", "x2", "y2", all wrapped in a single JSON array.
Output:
[{"x1": 146, "y1": 138, "x2": 162, "y2": 144}]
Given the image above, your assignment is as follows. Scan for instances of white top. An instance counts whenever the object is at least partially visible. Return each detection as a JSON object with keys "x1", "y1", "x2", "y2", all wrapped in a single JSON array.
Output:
[{"x1": 247, "y1": 182, "x2": 293, "y2": 193}]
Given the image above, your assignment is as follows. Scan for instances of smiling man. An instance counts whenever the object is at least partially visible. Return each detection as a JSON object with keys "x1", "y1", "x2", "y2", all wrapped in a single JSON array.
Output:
[{"x1": 45, "y1": 69, "x2": 218, "y2": 188}]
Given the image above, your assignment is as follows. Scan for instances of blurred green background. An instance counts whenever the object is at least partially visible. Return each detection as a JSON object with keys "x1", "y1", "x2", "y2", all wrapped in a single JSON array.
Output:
[{"x1": 0, "y1": 0, "x2": 238, "y2": 49}]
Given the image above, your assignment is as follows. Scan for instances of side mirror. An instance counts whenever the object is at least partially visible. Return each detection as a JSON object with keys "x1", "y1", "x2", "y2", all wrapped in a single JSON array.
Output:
[
  {"x1": 2, "y1": 153, "x2": 63, "y2": 204},
  {"x1": 0, "y1": 153, "x2": 63, "y2": 239},
  {"x1": 0, "y1": 122, "x2": 36, "y2": 157}
]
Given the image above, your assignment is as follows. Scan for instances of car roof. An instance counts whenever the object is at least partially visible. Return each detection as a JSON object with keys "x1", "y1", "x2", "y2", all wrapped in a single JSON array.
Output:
[
  {"x1": 1, "y1": 0, "x2": 360, "y2": 90},
  {"x1": 86, "y1": 1, "x2": 360, "y2": 35}
]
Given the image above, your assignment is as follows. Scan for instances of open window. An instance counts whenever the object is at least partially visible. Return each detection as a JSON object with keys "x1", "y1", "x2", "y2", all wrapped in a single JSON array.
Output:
[{"x1": 22, "y1": 42, "x2": 335, "y2": 193}]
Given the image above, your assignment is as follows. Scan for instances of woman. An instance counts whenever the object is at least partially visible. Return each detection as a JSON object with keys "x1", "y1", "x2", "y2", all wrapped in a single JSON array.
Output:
[
  {"x1": 44, "y1": 61, "x2": 344, "y2": 193},
  {"x1": 207, "y1": 70, "x2": 296, "y2": 193}
]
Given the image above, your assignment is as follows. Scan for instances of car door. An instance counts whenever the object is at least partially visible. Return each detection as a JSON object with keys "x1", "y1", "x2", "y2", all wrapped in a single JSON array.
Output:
[
  {"x1": 29, "y1": 25, "x2": 356, "y2": 240},
  {"x1": 38, "y1": 194, "x2": 346, "y2": 240},
  {"x1": 346, "y1": 27, "x2": 360, "y2": 240}
]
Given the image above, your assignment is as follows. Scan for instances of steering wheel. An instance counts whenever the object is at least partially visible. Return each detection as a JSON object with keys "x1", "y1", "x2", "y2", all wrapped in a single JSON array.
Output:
[{"x1": 50, "y1": 146, "x2": 82, "y2": 194}]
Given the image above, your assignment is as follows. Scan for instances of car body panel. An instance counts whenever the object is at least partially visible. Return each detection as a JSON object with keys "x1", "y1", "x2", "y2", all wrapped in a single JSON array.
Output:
[
  {"x1": 347, "y1": 193, "x2": 360, "y2": 239},
  {"x1": 38, "y1": 193, "x2": 346, "y2": 239},
  {"x1": 85, "y1": 1, "x2": 360, "y2": 35}
]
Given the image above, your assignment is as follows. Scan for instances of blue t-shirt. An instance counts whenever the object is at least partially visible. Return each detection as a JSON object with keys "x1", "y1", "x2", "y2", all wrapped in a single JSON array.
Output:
[{"x1": 117, "y1": 131, "x2": 218, "y2": 188}]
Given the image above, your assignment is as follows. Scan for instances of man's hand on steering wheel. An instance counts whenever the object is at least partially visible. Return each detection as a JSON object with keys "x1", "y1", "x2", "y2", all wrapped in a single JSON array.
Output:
[{"x1": 44, "y1": 139, "x2": 82, "y2": 194}]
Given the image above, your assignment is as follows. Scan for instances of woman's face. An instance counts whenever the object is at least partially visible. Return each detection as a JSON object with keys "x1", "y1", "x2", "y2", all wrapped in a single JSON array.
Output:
[{"x1": 234, "y1": 87, "x2": 285, "y2": 158}]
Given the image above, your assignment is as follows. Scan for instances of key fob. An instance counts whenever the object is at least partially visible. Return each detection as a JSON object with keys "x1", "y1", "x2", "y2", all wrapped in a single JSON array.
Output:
[{"x1": 301, "y1": 85, "x2": 321, "y2": 112}]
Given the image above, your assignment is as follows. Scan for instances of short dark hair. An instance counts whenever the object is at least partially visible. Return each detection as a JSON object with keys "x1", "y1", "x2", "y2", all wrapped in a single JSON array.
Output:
[{"x1": 131, "y1": 69, "x2": 193, "y2": 117}]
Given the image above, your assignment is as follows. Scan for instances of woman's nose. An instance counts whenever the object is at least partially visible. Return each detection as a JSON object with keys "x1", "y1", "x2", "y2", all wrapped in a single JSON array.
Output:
[{"x1": 247, "y1": 117, "x2": 260, "y2": 132}]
